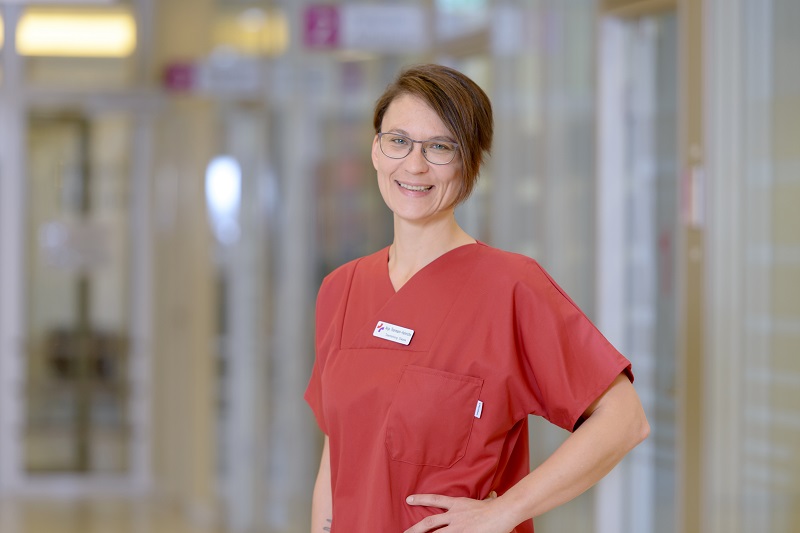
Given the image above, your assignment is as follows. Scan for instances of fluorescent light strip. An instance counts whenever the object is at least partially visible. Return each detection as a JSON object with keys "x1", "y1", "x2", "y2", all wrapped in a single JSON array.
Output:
[{"x1": 11, "y1": 9, "x2": 136, "y2": 57}]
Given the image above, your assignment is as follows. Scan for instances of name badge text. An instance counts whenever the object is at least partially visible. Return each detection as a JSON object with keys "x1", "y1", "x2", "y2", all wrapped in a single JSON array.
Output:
[{"x1": 373, "y1": 321, "x2": 414, "y2": 345}]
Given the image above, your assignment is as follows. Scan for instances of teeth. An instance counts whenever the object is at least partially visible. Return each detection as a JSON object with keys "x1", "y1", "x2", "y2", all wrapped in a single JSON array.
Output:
[{"x1": 398, "y1": 182, "x2": 432, "y2": 192}]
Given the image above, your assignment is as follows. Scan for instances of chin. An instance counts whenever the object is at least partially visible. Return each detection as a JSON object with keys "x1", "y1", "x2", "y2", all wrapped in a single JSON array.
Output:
[{"x1": 393, "y1": 206, "x2": 448, "y2": 224}]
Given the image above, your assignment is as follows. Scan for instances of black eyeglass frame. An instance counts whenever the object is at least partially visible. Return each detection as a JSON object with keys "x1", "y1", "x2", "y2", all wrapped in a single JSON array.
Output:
[{"x1": 376, "y1": 132, "x2": 460, "y2": 165}]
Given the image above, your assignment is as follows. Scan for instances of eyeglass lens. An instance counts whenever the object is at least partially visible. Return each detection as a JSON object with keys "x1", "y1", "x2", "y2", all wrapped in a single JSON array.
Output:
[{"x1": 379, "y1": 133, "x2": 457, "y2": 165}]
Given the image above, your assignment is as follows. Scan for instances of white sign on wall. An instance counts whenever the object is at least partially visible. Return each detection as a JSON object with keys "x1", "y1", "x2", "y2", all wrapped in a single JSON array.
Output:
[
  {"x1": 340, "y1": 4, "x2": 430, "y2": 53},
  {"x1": 305, "y1": 4, "x2": 430, "y2": 53}
]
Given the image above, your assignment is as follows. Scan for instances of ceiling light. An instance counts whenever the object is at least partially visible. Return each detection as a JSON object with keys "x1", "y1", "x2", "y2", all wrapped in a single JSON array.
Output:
[{"x1": 17, "y1": 8, "x2": 136, "y2": 57}]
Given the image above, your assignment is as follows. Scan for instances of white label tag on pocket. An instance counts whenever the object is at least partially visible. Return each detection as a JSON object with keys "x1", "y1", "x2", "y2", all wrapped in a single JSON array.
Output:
[
  {"x1": 474, "y1": 400, "x2": 483, "y2": 419},
  {"x1": 373, "y1": 321, "x2": 414, "y2": 345}
]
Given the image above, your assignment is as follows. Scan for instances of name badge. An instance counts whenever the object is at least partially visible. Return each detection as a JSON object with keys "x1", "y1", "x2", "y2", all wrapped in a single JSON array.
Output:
[{"x1": 373, "y1": 321, "x2": 414, "y2": 345}]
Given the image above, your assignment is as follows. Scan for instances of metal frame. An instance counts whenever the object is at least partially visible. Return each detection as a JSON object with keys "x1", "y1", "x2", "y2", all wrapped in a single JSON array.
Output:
[
  {"x1": 0, "y1": 4, "x2": 26, "y2": 494},
  {"x1": 595, "y1": 16, "x2": 630, "y2": 533}
]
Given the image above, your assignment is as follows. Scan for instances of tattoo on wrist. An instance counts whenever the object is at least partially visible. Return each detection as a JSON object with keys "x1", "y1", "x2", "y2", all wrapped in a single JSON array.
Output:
[{"x1": 323, "y1": 517, "x2": 332, "y2": 531}]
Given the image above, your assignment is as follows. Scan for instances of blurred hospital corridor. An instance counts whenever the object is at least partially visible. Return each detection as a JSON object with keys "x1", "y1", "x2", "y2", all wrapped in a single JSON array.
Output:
[{"x1": 1, "y1": 0, "x2": 798, "y2": 532}]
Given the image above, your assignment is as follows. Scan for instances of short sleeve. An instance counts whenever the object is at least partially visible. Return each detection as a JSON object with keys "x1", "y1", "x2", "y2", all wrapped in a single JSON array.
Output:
[
  {"x1": 304, "y1": 356, "x2": 327, "y2": 435},
  {"x1": 304, "y1": 279, "x2": 337, "y2": 435},
  {"x1": 515, "y1": 262, "x2": 632, "y2": 432},
  {"x1": 304, "y1": 260, "x2": 358, "y2": 436}
]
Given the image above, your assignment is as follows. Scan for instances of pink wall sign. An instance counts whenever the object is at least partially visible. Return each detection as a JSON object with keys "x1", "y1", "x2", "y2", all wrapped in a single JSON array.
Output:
[
  {"x1": 163, "y1": 62, "x2": 196, "y2": 92},
  {"x1": 304, "y1": 5, "x2": 340, "y2": 49}
]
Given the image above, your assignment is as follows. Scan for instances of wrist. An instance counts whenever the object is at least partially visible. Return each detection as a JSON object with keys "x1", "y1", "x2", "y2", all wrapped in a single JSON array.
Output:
[{"x1": 492, "y1": 491, "x2": 530, "y2": 531}]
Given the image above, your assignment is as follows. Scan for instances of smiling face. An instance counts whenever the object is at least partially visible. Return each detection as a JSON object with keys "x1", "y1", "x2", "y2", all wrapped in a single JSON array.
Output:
[{"x1": 372, "y1": 94, "x2": 464, "y2": 225}]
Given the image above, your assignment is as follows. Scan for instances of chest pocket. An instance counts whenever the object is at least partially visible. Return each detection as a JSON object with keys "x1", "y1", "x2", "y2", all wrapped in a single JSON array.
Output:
[{"x1": 385, "y1": 365, "x2": 483, "y2": 468}]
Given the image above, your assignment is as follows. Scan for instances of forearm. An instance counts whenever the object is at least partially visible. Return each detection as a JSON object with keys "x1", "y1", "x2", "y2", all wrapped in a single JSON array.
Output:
[
  {"x1": 310, "y1": 436, "x2": 333, "y2": 533},
  {"x1": 498, "y1": 374, "x2": 649, "y2": 524}
]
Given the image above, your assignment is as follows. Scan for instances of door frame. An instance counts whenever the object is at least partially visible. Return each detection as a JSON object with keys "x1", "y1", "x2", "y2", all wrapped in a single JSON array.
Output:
[{"x1": 0, "y1": 10, "x2": 159, "y2": 492}]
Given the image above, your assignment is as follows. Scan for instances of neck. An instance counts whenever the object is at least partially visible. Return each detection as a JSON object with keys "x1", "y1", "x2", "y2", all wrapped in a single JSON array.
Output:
[{"x1": 388, "y1": 212, "x2": 476, "y2": 290}]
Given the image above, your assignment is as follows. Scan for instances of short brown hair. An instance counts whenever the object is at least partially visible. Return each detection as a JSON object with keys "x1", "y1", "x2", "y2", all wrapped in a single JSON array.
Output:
[{"x1": 373, "y1": 64, "x2": 493, "y2": 206}]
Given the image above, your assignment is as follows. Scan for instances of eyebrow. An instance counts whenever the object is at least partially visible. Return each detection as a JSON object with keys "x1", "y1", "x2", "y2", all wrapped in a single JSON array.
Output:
[{"x1": 387, "y1": 129, "x2": 457, "y2": 142}]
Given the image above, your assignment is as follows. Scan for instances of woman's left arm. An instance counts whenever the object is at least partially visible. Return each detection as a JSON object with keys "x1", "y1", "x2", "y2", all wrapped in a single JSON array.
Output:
[{"x1": 404, "y1": 373, "x2": 650, "y2": 533}]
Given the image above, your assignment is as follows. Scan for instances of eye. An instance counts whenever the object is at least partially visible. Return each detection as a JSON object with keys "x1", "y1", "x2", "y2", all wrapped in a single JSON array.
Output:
[
  {"x1": 388, "y1": 134, "x2": 409, "y2": 146},
  {"x1": 426, "y1": 141, "x2": 456, "y2": 153}
]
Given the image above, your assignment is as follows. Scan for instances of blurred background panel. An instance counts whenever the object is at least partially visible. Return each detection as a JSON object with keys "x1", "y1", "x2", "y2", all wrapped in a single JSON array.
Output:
[{"x1": 0, "y1": 1, "x2": 797, "y2": 533}]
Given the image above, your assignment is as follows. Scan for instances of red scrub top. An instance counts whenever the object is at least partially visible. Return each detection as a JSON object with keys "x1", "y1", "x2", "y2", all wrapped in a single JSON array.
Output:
[{"x1": 305, "y1": 242, "x2": 632, "y2": 532}]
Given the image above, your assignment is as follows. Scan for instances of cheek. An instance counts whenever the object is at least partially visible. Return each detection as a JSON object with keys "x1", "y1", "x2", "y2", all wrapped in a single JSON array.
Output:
[
  {"x1": 446, "y1": 169, "x2": 464, "y2": 189},
  {"x1": 373, "y1": 154, "x2": 397, "y2": 182}
]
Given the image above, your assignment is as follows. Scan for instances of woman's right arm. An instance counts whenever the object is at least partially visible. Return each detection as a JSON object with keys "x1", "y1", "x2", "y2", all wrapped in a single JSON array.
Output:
[{"x1": 311, "y1": 435, "x2": 333, "y2": 532}]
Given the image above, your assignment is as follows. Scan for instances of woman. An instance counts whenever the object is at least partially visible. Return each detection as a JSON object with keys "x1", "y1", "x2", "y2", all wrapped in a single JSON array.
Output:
[{"x1": 305, "y1": 64, "x2": 649, "y2": 533}]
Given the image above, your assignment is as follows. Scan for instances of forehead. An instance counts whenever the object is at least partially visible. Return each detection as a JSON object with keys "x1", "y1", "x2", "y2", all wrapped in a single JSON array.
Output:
[{"x1": 382, "y1": 94, "x2": 453, "y2": 137}]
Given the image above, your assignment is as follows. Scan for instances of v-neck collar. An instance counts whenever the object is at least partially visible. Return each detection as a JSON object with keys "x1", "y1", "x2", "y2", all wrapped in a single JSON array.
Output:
[
  {"x1": 339, "y1": 241, "x2": 485, "y2": 351},
  {"x1": 384, "y1": 241, "x2": 482, "y2": 294}
]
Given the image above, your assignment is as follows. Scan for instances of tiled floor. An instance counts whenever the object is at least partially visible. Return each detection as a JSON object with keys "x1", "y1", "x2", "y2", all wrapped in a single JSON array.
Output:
[{"x1": 0, "y1": 499, "x2": 221, "y2": 533}]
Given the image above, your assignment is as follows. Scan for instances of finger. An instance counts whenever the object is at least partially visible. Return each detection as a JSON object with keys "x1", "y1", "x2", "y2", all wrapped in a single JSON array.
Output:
[
  {"x1": 485, "y1": 490, "x2": 498, "y2": 500},
  {"x1": 406, "y1": 494, "x2": 455, "y2": 510},
  {"x1": 403, "y1": 511, "x2": 449, "y2": 533}
]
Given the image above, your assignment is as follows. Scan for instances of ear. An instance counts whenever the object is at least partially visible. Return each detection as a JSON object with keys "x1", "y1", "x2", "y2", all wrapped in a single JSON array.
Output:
[{"x1": 371, "y1": 134, "x2": 380, "y2": 169}]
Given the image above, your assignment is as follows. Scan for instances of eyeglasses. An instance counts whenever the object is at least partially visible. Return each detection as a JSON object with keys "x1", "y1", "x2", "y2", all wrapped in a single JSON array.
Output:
[{"x1": 377, "y1": 132, "x2": 459, "y2": 165}]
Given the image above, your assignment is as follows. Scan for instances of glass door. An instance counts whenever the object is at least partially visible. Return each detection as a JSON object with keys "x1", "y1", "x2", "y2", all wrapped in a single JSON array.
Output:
[
  {"x1": 597, "y1": 8, "x2": 679, "y2": 533},
  {"x1": 24, "y1": 110, "x2": 136, "y2": 476},
  {"x1": 704, "y1": 0, "x2": 800, "y2": 530}
]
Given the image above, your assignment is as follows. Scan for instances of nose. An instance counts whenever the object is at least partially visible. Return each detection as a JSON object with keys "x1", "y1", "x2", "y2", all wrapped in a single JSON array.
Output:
[{"x1": 404, "y1": 141, "x2": 429, "y2": 171}]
